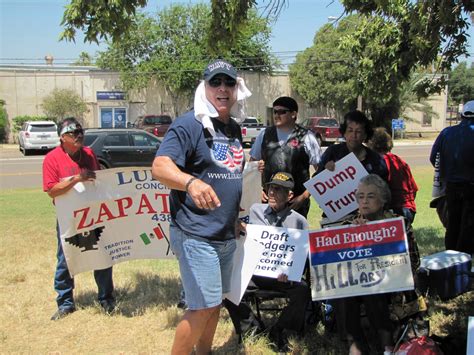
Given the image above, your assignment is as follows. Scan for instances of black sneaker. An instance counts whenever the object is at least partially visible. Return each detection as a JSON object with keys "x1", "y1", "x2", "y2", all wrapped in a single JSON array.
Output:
[
  {"x1": 100, "y1": 300, "x2": 116, "y2": 314},
  {"x1": 51, "y1": 307, "x2": 75, "y2": 321}
]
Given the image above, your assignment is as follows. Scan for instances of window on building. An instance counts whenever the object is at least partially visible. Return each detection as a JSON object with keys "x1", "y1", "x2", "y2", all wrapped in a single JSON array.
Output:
[
  {"x1": 422, "y1": 113, "x2": 432, "y2": 126},
  {"x1": 100, "y1": 107, "x2": 127, "y2": 128}
]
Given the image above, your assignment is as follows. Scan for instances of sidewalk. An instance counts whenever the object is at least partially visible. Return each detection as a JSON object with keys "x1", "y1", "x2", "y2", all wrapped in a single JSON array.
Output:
[
  {"x1": 393, "y1": 139, "x2": 434, "y2": 146},
  {"x1": 0, "y1": 144, "x2": 17, "y2": 150}
]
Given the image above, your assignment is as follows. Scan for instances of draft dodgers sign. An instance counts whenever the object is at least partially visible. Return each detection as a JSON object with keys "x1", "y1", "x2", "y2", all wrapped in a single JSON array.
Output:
[
  {"x1": 304, "y1": 153, "x2": 368, "y2": 222},
  {"x1": 247, "y1": 224, "x2": 309, "y2": 282},
  {"x1": 309, "y1": 217, "x2": 414, "y2": 301}
]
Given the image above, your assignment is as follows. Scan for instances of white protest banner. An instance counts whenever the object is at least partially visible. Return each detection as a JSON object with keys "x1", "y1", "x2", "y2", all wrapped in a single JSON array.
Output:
[
  {"x1": 304, "y1": 153, "x2": 368, "y2": 222},
  {"x1": 239, "y1": 161, "x2": 261, "y2": 223},
  {"x1": 55, "y1": 166, "x2": 262, "y2": 276},
  {"x1": 309, "y1": 217, "x2": 414, "y2": 301},
  {"x1": 224, "y1": 236, "x2": 265, "y2": 305},
  {"x1": 247, "y1": 224, "x2": 309, "y2": 282},
  {"x1": 55, "y1": 168, "x2": 173, "y2": 276}
]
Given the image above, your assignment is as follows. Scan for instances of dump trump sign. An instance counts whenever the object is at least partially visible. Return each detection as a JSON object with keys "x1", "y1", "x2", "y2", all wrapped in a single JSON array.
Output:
[{"x1": 304, "y1": 153, "x2": 368, "y2": 222}]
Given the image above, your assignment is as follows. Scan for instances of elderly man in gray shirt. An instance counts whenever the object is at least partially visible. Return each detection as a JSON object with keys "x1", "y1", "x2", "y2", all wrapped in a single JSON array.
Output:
[{"x1": 225, "y1": 172, "x2": 310, "y2": 352}]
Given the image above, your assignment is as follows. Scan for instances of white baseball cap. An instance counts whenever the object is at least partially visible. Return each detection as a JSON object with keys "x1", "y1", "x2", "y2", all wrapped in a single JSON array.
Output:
[{"x1": 461, "y1": 100, "x2": 474, "y2": 118}]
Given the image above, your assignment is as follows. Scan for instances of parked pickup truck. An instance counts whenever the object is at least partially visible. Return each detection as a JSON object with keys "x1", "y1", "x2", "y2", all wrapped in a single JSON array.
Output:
[
  {"x1": 241, "y1": 117, "x2": 266, "y2": 147},
  {"x1": 302, "y1": 117, "x2": 342, "y2": 146}
]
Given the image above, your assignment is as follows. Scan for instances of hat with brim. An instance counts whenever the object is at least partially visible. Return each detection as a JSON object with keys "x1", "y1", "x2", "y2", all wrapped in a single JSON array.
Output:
[
  {"x1": 203, "y1": 59, "x2": 237, "y2": 81},
  {"x1": 461, "y1": 100, "x2": 474, "y2": 118},
  {"x1": 265, "y1": 172, "x2": 294, "y2": 190}
]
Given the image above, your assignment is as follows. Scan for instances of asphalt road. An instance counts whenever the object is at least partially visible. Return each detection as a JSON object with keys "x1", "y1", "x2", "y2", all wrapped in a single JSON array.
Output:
[{"x1": 0, "y1": 143, "x2": 434, "y2": 190}]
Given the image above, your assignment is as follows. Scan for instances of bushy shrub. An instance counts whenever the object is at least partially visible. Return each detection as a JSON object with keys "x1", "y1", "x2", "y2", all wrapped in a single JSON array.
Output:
[
  {"x1": 0, "y1": 99, "x2": 6, "y2": 142},
  {"x1": 12, "y1": 115, "x2": 49, "y2": 133}
]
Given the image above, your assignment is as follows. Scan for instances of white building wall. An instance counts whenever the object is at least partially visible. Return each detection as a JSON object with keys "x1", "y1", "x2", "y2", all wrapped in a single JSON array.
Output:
[{"x1": 0, "y1": 65, "x2": 449, "y2": 142}]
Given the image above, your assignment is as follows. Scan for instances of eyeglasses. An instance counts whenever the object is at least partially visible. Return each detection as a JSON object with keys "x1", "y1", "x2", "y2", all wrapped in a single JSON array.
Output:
[
  {"x1": 208, "y1": 77, "x2": 237, "y2": 88},
  {"x1": 273, "y1": 109, "x2": 290, "y2": 115},
  {"x1": 64, "y1": 129, "x2": 84, "y2": 137}
]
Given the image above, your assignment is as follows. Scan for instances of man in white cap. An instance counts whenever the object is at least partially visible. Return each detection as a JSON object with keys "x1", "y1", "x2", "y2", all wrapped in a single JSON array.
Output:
[
  {"x1": 152, "y1": 59, "x2": 251, "y2": 354},
  {"x1": 430, "y1": 100, "x2": 474, "y2": 255}
]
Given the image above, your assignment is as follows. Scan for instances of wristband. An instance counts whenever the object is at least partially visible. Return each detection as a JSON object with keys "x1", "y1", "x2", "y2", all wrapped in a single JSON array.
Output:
[{"x1": 185, "y1": 177, "x2": 197, "y2": 192}]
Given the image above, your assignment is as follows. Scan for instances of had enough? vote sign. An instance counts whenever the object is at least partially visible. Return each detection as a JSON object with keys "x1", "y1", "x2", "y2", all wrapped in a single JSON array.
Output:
[{"x1": 308, "y1": 217, "x2": 414, "y2": 301}]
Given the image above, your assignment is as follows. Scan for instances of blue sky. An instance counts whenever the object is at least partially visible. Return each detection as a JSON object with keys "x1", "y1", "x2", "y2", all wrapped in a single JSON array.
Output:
[{"x1": 0, "y1": 0, "x2": 472, "y2": 66}]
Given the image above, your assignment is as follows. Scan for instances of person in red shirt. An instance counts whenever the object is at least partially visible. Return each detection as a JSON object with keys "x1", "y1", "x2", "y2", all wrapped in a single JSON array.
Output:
[
  {"x1": 369, "y1": 127, "x2": 418, "y2": 225},
  {"x1": 43, "y1": 117, "x2": 115, "y2": 320}
]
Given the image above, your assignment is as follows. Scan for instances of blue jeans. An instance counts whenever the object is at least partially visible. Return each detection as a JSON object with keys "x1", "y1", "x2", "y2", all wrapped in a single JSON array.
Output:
[
  {"x1": 170, "y1": 224, "x2": 236, "y2": 310},
  {"x1": 55, "y1": 223, "x2": 114, "y2": 310}
]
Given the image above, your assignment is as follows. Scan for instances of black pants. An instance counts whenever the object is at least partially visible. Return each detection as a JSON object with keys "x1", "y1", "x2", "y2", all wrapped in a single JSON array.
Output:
[
  {"x1": 333, "y1": 293, "x2": 393, "y2": 351},
  {"x1": 224, "y1": 275, "x2": 310, "y2": 335},
  {"x1": 445, "y1": 182, "x2": 474, "y2": 254}
]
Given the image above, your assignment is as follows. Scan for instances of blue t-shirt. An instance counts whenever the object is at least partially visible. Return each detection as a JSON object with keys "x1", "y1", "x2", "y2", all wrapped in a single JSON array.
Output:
[
  {"x1": 430, "y1": 119, "x2": 474, "y2": 183},
  {"x1": 156, "y1": 111, "x2": 245, "y2": 240}
]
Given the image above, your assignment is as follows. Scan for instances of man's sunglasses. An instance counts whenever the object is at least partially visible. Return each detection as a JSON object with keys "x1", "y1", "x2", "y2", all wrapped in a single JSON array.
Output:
[
  {"x1": 273, "y1": 109, "x2": 290, "y2": 115},
  {"x1": 64, "y1": 129, "x2": 84, "y2": 137},
  {"x1": 208, "y1": 77, "x2": 237, "y2": 88}
]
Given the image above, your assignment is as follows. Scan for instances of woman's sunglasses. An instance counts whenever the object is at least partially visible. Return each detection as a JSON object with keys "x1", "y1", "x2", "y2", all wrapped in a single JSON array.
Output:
[{"x1": 208, "y1": 77, "x2": 237, "y2": 88}]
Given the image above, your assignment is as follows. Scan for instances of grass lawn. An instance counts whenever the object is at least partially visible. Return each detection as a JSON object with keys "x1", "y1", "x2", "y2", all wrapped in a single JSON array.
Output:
[{"x1": 0, "y1": 167, "x2": 472, "y2": 353}]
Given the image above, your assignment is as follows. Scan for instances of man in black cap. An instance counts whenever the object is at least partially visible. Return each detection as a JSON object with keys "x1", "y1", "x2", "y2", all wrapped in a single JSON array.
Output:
[
  {"x1": 250, "y1": 96, "x2": 321, "y2": 217},
  {"x1": 224, "y1": 172, "x2": 310, "y2": 351},
  {"x1": 152, "y1": 59, "x2": 251, "y2": 354}
]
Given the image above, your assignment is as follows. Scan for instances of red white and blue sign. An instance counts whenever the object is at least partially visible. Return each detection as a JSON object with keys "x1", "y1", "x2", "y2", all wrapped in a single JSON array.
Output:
[{"x1": 309, "y1": 217, "x2": 414, "y2": 300}]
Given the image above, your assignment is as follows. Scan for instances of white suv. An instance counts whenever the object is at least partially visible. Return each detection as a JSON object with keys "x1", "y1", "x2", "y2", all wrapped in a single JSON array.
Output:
[{"x1": 18, "y1": 121, "x2": 60, "y2": 155}]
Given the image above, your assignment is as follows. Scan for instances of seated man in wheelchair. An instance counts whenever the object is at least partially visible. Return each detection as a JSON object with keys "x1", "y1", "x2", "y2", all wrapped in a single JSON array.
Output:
[{"x1": 224, "y1": 172, "x2": 310, "y2": 351}]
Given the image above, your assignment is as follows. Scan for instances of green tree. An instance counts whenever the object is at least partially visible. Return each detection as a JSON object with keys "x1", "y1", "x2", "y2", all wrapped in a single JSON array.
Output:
[
  {"x1": 73, "y1": 51, "x2": 94, "y2": 66},
  {"x1": 60, "y1": 0, "x2": 259, "y2": 54},
  {"x1": 289, "y1": 15, "x2": 361, "y2": 115},
  {"x1": 96, "y1": 4, "x2": 274, "y2": 116},
  {"x1": 448, "y1": 62, "x2": 474, "y2": 105},
  {"x1": 0, "y1": 99, "x2": 7, "y2": 142},
  {"x1": 398, "y1": 73, "x2": 439, "y2": 126},
  {"x1": 338, "y1": 1, "x2": 473, "y2": 125},
  {"x1": 42, "y1": 89, "x2": 87, "y2": 121},
  {"x1": 61, "y1": 0, "x2": 148, "y2": 44}
]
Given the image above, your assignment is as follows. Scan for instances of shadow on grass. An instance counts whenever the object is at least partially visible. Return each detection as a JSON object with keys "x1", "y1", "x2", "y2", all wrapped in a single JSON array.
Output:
[
  {"x1": 75, "y1": 272, "x2": 182, "y2": 317},
  {"x1": 413, "y1": 226, "x2": 445, "y2": 256},
  {"x1": 428, "y1": 291, "x2": 474, "y2": 354},
  {"x1": 214, "y1": 335, "x2": 244, "y2": 354}
]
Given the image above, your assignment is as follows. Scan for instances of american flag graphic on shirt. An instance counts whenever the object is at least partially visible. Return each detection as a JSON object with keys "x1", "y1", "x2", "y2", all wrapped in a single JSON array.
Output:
[{"x1": 212, "y1": 142, "x2": 244, "y2": 172}]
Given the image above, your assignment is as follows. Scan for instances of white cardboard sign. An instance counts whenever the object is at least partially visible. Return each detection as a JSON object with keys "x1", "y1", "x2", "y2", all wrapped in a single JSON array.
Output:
[
  {"x1": 247, "y1": 224, "x2": 309, "y2": 282},
  {"x1": 304, "y1": 153, "x2": 368, "y2": 221},
  {"x1": 224, "y1": 236, "x2": 265, "y2": 305}
]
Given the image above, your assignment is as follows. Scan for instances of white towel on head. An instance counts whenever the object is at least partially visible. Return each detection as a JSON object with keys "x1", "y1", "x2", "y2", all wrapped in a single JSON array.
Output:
[{"x1": 193, "y1": 77, "x2": 252, "y2": 136}]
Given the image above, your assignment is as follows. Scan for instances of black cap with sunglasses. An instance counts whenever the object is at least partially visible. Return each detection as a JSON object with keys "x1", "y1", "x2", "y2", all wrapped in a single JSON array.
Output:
[{"x1": 273, "y1": 96, "x2": 298, "y2": 113}]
